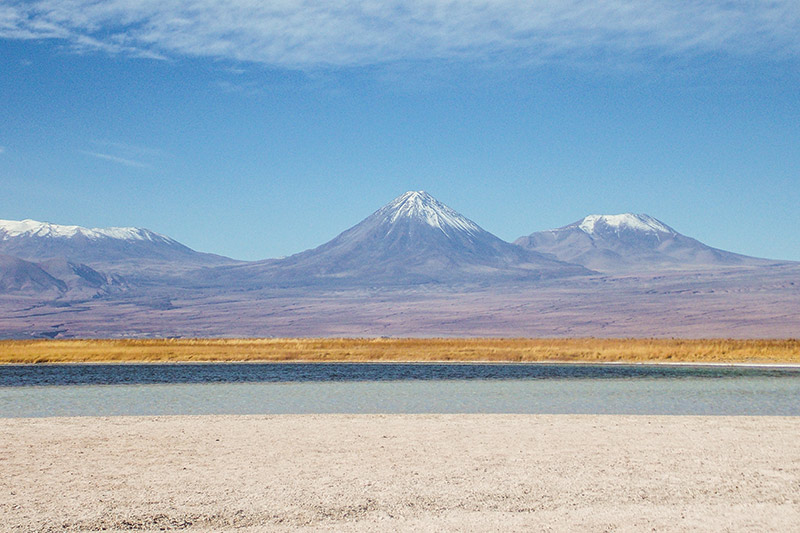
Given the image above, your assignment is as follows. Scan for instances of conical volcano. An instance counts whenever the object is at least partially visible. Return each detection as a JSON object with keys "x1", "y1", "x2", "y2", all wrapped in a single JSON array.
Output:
[{"x1": 224, "y1": 191, "x2": 592, "y2": 287}]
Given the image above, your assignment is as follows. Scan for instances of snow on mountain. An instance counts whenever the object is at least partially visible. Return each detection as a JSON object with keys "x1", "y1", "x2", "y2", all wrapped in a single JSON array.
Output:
[
  {"x1": 382, "y1": 191, "x2": 482, "y2": 235},
  {"x1": 0, "y1": 218, "x2": 234, "y2": 271},
  {"x1": 210, "y1": 191, "x2": 593, "y2": 287},
  {"x1": 0, "y1": 219, "x2": 177, "y2": 242},
  {"x1": 577, "y1": 214, "x2": 674, "y2": 235},
  {"x1": 515, "y1": 213, "x2": 776, "y2": 272}
]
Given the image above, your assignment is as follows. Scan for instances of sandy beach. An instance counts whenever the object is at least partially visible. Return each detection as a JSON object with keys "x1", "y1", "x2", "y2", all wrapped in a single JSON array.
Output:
[{"x1": 2, "y1": 415, "x2": 799, "y2": 532}]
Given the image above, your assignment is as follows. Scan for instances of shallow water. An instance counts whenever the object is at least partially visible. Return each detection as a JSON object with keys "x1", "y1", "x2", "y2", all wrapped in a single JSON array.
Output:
[
  {"x1": 1, "y1": 363, "x2": 799, "y2": 417},
  {"x1": 2, "y1": 362, "x2": 797, "y2": 387}
]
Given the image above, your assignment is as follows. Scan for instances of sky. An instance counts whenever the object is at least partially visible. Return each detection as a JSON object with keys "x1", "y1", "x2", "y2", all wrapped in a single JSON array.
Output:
[{"x1": 1, "y1": 1, "x2": 799, "y2": 261}]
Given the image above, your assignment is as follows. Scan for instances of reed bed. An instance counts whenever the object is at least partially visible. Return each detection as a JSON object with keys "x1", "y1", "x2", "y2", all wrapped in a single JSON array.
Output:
[{"x1": 0, "y1": 338, "x2": 799, "y2": 364}]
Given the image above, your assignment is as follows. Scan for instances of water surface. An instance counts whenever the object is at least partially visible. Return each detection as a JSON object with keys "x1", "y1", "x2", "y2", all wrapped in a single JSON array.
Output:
[
  {"x1": 2, "y1": 362, "x2": 796, "y2": 387},
  {"x1": 1, "y1": 363, "x2": 799, "y2": 417}
]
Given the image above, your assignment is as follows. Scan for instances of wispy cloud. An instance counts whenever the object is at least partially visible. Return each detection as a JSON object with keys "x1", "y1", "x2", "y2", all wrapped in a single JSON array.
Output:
[
  {"x1": 91, "y1": 139, "x2": 165, "y2": 158},
  {"x1": 0, "y1": 146, "x2": 5, "y2": 154},
  {"x1": 1, "y1": 1, "x2": 798, "y2": 68},
  {"x1": 215, "y1": 79, "x2": 264, "y2": 96},
  {"x1": 80, "y1": 150, "x2": 149, "y2": 168}
]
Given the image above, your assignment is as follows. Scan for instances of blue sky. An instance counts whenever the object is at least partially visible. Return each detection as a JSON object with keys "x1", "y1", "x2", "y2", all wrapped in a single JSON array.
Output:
[{"x1": 1, "y1": 1, "x2": 799, "y2": 261}]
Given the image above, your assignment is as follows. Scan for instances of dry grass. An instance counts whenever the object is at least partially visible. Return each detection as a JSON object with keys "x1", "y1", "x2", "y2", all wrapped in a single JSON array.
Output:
[{"x1": 0, "y1": 338, "x2": 799, "y2": 364}]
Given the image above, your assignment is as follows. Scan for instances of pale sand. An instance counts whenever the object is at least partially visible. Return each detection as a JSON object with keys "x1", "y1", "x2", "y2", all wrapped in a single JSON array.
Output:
[{"x1": 2, "y1": 416, "x2": 799, "y2": 532}]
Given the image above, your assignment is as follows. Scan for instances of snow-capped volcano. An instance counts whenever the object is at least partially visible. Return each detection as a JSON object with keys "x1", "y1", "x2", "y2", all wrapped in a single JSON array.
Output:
[
  {"x1": 515, "y1": 213, "x2": 774, "y2": 272},
  {"x1": 0, "y1": 218, "x2": 233, "y2": 271},
  {"x1": 215, "y1": 191, "x2": 592, "y2": 287},
  {"x1": 380, "y1": 191, "x2": 482, "y2": 236}
]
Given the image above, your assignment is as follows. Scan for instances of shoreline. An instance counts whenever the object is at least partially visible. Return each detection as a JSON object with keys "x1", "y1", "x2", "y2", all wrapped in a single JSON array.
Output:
[
  {"x1": 3, "y1": 414, "x2": 798, "y2": 531},
  {"x1": 4, "y1": 359, "x2": 800, "y2": 368}
]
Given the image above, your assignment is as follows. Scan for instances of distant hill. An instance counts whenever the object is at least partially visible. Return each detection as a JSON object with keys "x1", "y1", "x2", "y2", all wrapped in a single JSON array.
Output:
[
  {"x1": 0, "y1": 254, "x2": 66, "y2": 294},
  {"x1": 0, "y1": 253, "x2": 127, "y2": 297},
  {"x1": 38, "y1": 257, "x2": 128, "y2": 298},
  {"x1": 514, "y1": 213, "x2": 780, "y2": 272}
]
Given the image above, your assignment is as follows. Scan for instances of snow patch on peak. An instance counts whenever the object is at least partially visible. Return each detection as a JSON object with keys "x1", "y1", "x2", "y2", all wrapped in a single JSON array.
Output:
[
  {"x1": 0, "y1": 218, "x2": 173, "y2": 242},
  {"x1": 382, "y1": 191, "x2": 481, "y2": 235},
  {"x1": 578, "y1": 214, "x2": 673, "y2": 235}
]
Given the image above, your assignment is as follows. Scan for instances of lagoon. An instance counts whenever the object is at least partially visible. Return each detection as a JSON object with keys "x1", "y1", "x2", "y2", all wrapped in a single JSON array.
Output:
[{"x1": 1, "y1": 362, "x2": 799, "y2": 417}]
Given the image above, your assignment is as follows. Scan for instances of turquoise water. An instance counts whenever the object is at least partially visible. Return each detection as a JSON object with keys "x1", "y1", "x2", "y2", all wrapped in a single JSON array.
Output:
[{"x1": 1, "y1": 363, "x2": 799, "y2": 416}]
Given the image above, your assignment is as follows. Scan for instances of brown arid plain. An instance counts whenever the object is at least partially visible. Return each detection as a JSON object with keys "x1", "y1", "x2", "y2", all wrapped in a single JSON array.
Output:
[{"x1": 1, "y1": 337, "x2": 799, "y2": 364}]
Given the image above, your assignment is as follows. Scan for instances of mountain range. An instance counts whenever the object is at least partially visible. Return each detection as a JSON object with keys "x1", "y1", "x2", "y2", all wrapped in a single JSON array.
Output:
[
  {"x1": 0, "y1": 218, "x2": 234, "y2": 275},
  {"x1": 1, "y1": 192, "x2": 797, "y2": 338},
  {"x1": 203, "y1": 191, "x2": 591, "y2": 288}
]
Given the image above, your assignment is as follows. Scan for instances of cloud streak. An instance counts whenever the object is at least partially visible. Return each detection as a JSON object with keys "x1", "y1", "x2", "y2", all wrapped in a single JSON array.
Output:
[
  {"x1": 91, "y1": 139, "x2": 165, "y2": 158},
  {"x1": 2, "y1": 1, "x2": 799, "y2": 68},
  {"x1": 80, "y1": 150, "x2": 149, "y2": 168}
]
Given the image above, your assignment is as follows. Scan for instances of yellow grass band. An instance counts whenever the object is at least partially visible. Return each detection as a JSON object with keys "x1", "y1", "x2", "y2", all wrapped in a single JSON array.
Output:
[{"x1": 1, "y1": 338, "x2": 799, "y2": 364}]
